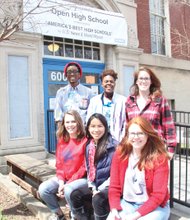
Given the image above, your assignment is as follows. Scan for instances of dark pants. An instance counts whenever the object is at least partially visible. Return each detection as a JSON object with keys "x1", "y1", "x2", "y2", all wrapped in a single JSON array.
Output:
[{"x1": 71, "y1": 187, "x2": 109, "y2": 220}]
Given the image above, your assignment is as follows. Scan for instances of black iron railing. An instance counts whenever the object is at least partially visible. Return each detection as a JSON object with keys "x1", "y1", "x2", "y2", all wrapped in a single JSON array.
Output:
[
  {"x1": 170, "y1": 122, "x2": 190, "y2": 208},
  {"x1": 171, "y1": 110, "x2": 190, "y2": 124}
]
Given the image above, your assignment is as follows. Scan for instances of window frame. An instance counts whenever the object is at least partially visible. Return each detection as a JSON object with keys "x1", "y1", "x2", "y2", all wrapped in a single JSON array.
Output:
[
  {"x1": 43, "y1": 36, "x2": 101, "y2": 61},
  {"x1": 149, "y1": 0, "x2": 171, "y2": 56}
]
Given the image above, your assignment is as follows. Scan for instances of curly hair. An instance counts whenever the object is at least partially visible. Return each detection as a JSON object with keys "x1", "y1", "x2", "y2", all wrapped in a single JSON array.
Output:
[{"x1": 100, "y1": 69, "x2": 118, "y2": 82}]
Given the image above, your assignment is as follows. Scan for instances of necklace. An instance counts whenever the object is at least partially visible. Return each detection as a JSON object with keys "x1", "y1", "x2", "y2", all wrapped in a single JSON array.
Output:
[
  {"x1": 131, "y1": 153, "x2": 140, "y2": 161},
  {"x1": 129, "y1": 155, "x2": 143, "y2": 195}
]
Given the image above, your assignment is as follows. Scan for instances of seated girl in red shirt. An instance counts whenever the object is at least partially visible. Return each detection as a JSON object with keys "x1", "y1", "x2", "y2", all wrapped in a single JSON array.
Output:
[{"x1": 38, "y1": 110, "x2": 87, "y2": 220}]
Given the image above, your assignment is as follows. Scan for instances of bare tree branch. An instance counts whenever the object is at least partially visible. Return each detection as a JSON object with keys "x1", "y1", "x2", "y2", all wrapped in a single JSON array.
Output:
[
  {"x1": 0, "y1": 0, "x2": 78, "y2": 42},
  {"x1": 170, "y1": 1, "x2": 190, "y2": 59},
  {"x1": 170, "y1": 0, "x2": 190, "y2": 7},
  {"x1": 0, "y1": 0, "x2": 45, "y2": 42}
]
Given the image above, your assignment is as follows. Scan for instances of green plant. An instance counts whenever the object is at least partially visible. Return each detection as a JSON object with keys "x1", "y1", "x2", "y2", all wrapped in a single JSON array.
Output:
[{"x1": 0, "y1": 210, "x2": 7, "y2": 220}]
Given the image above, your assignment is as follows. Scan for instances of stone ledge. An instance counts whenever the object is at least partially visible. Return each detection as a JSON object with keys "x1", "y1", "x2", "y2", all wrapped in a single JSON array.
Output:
[{"x1": 170, "y1": 203, "x2": 190, "y2": 220}]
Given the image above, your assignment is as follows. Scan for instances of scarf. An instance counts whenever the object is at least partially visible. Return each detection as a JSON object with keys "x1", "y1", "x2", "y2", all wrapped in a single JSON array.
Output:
[{"x1": 88, "y1": 140, "x2": 97, "y2": 182}]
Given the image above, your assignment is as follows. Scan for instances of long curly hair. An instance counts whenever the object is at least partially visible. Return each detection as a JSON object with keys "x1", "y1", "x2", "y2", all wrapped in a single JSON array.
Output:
[{"x1": 118, "y1": 116, "x2": 169, "y2": 170}]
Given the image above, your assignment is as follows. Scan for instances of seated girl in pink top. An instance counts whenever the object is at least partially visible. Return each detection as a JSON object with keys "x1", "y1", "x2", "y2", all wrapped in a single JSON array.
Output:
[{"x1": 108, "y1": 116, "x2": 170, "y2": 220}]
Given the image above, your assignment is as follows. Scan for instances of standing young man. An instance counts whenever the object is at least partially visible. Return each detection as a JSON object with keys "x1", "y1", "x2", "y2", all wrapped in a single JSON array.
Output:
[
  {"x1": 86, "y1": 69, "x2": 126, "y2": 142},
  {"x1": 54, "y1": 62, "x2": 94, "y2": 125}
]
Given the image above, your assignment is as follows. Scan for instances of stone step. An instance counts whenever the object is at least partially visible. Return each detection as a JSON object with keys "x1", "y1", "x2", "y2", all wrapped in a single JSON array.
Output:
[{"x1": 170, "y1": 203, "x2": 190, "y2": 220}]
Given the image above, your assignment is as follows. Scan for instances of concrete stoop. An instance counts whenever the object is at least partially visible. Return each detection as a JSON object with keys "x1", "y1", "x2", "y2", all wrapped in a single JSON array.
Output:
[
  {"x1": 0, "y1": 173, "x2": 189, "y2": 220},
  {"x1": 0, "y1": 173, "x2": 70, "y2": 220},
  {"x1": 0, "y1": 173, "x2": 51, "y2": 220},
  {"x1": 170, "y1": 203, "x2": 190, "y2": 220},
  {"x1": 170, "y1": 213, "x2": 189, "y2": 220},
  {"x1": 0, "y1": 146, "x2": 48, "y2": 174}
]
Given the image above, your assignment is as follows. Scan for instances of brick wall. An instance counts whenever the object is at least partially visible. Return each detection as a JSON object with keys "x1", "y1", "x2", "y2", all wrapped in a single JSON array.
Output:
[
  {"x1": 136, "y1": 0, "x2": 151, "y2": 53},
  {"x1": 136, "y1": 0, "x2": 190, "y2": 61}
]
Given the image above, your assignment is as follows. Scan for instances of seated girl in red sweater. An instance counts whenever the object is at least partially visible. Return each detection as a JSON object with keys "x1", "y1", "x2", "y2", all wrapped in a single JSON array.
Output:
[{"x1": 107, "y1": 116, "x2": 170, "y2": 220}]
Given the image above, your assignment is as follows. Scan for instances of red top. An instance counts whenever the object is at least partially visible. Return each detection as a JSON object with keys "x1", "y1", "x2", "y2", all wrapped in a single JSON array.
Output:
[
  {"x1": 56, "y1": 137, "x2": 87, "y2": 183},
  {"x1": 109, "y1": 150, "x2": 170, "y2": 216}
]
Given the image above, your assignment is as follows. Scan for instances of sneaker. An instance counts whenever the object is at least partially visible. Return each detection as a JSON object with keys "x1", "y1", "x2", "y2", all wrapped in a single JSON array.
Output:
[{"x1": 48, "y1": 213, "x2": 66, "y2": 220}]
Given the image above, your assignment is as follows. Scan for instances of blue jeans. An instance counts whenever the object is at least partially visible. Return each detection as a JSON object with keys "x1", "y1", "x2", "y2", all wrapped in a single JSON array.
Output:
[
  {"x1": 38, "y1": 177, "x2": 87, "y2": 217},
  {"x1": 118, "y1": 199, "x2": 170, "y2": 220}
]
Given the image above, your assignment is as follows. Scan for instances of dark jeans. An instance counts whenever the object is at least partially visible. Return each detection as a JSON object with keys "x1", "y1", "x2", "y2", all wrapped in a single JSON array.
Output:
[{"x1": 71, "y1": 186, "x2": 109, "y2": 220}]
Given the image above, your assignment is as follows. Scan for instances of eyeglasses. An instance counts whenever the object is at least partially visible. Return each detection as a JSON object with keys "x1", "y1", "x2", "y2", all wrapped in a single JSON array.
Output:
[
  {"x1": 128, "y1": 132, "x2": 145, "y2": 138},
  {"x1": 66, "y1": 70, "x2": 79, "y2": 75},
  {"x1": 138, "y1": 77, "x2": 150, "y2": 82}
]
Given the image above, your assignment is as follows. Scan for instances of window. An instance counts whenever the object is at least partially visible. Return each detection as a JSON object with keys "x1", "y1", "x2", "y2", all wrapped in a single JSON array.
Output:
[
  {"x1": 168, "y1": 99, "x2": 175, "y2": 110},
  {"x1": 8, "y1": 56, "x2": 31, "y2": 139},
  {"x1": 43, "y1": 36, "x2": 100, "y2": 60},
  {"x1": 149, "y1": 0, "x2": 166, "y2": 55}
]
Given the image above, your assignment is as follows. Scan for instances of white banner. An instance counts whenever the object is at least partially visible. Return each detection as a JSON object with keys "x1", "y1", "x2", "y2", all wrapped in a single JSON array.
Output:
[{"x1": 23, "y1": 0, "x2": 128, "y2": 46}]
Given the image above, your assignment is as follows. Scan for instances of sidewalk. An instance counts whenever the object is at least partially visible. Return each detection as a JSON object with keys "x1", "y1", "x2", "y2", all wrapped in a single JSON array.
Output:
[
  {"x1": 170, "y1": 203, "x2": 190, "y2": 220},
  {"x1": 0, "y1": 172, "x2": 190, "y2": 220}
]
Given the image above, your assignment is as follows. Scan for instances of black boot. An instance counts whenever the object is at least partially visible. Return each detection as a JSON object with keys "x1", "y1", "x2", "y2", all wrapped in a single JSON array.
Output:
[{"x1": 72, "y1": 206, "x2": 92, "y2": 220}]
